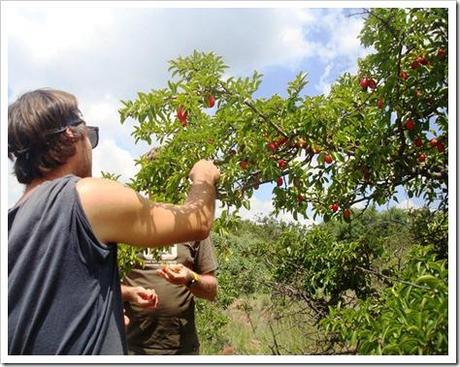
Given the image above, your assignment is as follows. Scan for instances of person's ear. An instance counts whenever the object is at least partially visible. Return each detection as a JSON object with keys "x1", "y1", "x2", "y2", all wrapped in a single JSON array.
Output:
[{"x1": 64, "y1": 127, "x2": 76, "y2": 139}]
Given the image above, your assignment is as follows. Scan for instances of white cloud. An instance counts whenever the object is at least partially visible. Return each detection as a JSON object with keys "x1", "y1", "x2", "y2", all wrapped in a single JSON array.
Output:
[
  {"x1": 7, "y1": 8, "x2": 114, "y2": 63},
  {"x1": 92, "y1": 139, "x2": 138, "y2": 182},
  {"x1": 312, "y1": 9, "x2": 367, "y2": 64},
  {"x1": 316, "y1": 63, "x2": 333, "y2": 95},
  {"x1": 6, "y1": 7, "x2": 366, "y2": 102}
]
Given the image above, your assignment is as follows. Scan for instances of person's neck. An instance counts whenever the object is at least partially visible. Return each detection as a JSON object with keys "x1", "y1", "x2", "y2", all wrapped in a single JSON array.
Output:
[{"x1": 21, "y1": 166, "x2": 75, "y2": 204}]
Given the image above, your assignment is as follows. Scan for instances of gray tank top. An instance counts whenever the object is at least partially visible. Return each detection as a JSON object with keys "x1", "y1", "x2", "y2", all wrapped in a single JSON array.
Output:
[{"x1": 8, "y1": 175, "x2": 127, "y2": 354}]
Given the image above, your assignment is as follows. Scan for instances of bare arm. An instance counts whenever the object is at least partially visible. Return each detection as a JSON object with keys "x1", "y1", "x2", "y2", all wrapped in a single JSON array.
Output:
[
  {"x1": 76, "y1": 160, "x2": 219, "y2": 248},
  {"x1": 188, "y1": 272, "x2": 217, "y2": 301}
]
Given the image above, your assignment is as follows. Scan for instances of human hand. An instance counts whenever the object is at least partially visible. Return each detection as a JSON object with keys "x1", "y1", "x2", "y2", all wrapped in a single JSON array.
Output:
[
  {"x1": 158, "y1": 263, "x2": 193, "y2": 286},
  {"x1": 123, "y1": 308, "x2": 130, "y2": 327},
  {"x1": 189, "y1": 160, "x2": 220, "y2": 185},
  {"x1": 126, "y1": 286, "x2": 159, "y2": 310}
]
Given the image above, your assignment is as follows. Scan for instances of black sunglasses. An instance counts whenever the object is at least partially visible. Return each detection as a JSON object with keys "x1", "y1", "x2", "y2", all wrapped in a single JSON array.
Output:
[
  {"x1": 86, "y1": 126, "x2": 99, "y2": 149},
  {"x1": 45, "y1": 119, "x2": 99, "y2": 149}
]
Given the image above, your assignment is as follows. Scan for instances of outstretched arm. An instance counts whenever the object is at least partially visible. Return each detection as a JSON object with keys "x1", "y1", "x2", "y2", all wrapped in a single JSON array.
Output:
[{"x1": 76, "y1": 160, "x2": 220, "y2": 248}]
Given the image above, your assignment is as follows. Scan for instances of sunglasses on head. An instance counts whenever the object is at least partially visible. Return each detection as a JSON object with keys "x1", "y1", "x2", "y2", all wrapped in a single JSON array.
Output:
[{"x1": 45, "y1": 118, "x2": 99, "y2": 149}]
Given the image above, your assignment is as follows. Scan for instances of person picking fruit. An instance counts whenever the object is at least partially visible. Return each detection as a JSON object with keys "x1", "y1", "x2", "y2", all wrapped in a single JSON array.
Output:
[{"x1": 8, "y1": 88, "x2": 220, "y2": 355}]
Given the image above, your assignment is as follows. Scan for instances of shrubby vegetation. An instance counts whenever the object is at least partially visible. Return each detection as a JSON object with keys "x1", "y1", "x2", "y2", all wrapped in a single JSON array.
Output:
[{"x1": 196, "y1": 208, "x2": 448, "y2": 355}]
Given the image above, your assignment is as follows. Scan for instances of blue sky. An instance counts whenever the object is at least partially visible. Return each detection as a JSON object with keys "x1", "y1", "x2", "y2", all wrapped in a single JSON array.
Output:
[{"x1": 5, "y1": 3, "x2": 426, "y2": 223}]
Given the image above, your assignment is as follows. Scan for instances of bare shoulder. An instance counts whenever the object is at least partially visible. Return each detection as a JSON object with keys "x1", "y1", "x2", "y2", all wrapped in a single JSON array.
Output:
[
  {"x1": 75, "y1": 177, "x2": 142, "y2": 220},
  {"x1": 76, "y1": 177, "x2": 121, "y2": 193},
  {"x1": 76, "y1": 177, "x2": 136, "y2": 202}
]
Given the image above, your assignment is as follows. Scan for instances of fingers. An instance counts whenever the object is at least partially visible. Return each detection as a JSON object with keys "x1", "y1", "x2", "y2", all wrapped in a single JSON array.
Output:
[
  {"x1": 123, "y1": 309, "x2": 130, "y2": 327},
  {"x1": 132, "y1": 287, "x2": 159, "y2": 310},
  {"x1": 157, "y1": 265, "x2": 188, "y2": 285}
]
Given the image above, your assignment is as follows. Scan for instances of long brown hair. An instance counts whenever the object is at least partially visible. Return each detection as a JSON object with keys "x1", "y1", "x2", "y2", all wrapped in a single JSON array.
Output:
[{"x1": 8, "y1": 89, "x2": 87, "y2": 184}]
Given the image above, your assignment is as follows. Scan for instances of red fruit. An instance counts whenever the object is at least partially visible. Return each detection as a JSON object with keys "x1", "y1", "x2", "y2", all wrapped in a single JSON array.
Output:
[
  {"x1": 297, "y1": 194, "x2": 305, "y2": 203},
  {"x1": 418, "y1": 153, "x2": 426, "y2": 163},
  {"x1": 413, "y1": 137, "x2": 423, "y2": 148},
  {"x1": 359, "y1": 78, "x2": 369, "y2": 90},
  {"x1": 239, "y1": 160, "x2": 248, "y2": 170},
  {"x1": 367, "y1": 79, "x2": 377, "y2": 90},
  {"x1": 416, "y1": 56, "x2": 428, "y2": 65},
  {"x1": 207, "y1": 95, "x2": 215, "y2": 108},
  {"x1": 276, "y1": 137, "x2": 289, "y2": 146},
  {"x1": 324, "y1": 154, "x2": 333, "y2": 164},
  {"x1": 343, "y1": 208, "x2": 351, "y2": 219},
  {"x1": 266, "y1": 142, "x2": 278, "y2": 152},
  {"x1": 377, "y1": 98, "x2": 384, "y2": 109},
  {"x1": 399, "y1": 71, "x2": 409, "y2": 80},
  {"x1": 429, "y1": 138, "x2": 438, "y2": 147},
  {"x1": 277, "y1": 159, "x2": 287, "y2": 169},
  {"x1": 436, "y1": 142, "x2": 445, "y2": 153},
  {"x1": 437, "y1": 48, "x2": 446, "y2": 59},
  {"x1": 177, "y1": 106, "x2": 187, "y2": 126},
  {"x1": 276, "y1": 177, "x2": 283, "y2": 187},
  {"x1": 330, "y1": 203, "x2": 339, "y2": 213},
  {"x1": 405, "y1": 118, "x2": 414, "y2": 130},
  {"x1": 411, "y1": 60, "x2": 421, "y2": 70}
]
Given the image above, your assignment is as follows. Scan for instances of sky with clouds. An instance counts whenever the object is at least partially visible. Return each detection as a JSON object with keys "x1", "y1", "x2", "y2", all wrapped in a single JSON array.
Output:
[{"x1": 4, "y1": 3, "x2": 424, "y2": 224}]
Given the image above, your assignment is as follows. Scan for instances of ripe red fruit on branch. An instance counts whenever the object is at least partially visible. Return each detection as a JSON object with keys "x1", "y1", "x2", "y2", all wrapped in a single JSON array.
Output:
[
  {"x1": 297, "y1": 194, "x2": 304, "y2": 203},
  {"x1": 414, "y1": 137, "x2": 423, "y2": 148},
  {"x1": 277, "y1": 159, "x2": 287, "y2": 169},
  {"x1": 411, "y1": 60, "x2": 421, "y2": 70},
  {"x1": 416, "y1": 55, "x2": 428, "y2": 65},
  {"x1": 207, "y1": 95, "x2": 215, "y2": 108},
  {"x1": 276, "y1": 177, "x2": 284, "y2": 187},
  {"x1": 436, "y1": 143, "x2": 445, "y2": 153},
  {"x1": 359, "y1": 78, "x2": 369, "y2": 90},
  {"x1": 266, "y1": 142, "x2": 278, "y2": 152},
  {"x1": 437, "y1": 48, "x2": 446, "y2": 59},
  {"x1": 367, "y1": 79, "x2": 377, "y2": 90},
  {"x1": 343, "y1": 208, "x2": 351, "y2": 219},
  {"x1": 377, "y1": 98, "x2": 384, "y2": 109},
  {"x1": 330, "y1": 203, "x2": 339, "y2": 213},
  {"x1": 177, "y1": 106, "x2": 188, "y2": 126},
  {"x1": 239, "y1": 160, "x2": 249, "y2": 170},
  {"x1": 405, "y1": 118, "x2": 414, "y2": 130},
  {"x1": 418, "y1": 153, "x2": 426, "y2": 163},
  {"x1": 429, "y1": 138, "x2": 438, "y2": 147},
  {"x1": 324, "y1": 154, "x2": 333, "y2": 164},
  {"x1": 399, "y1": 71, "x2": 409, "y2": 80}
]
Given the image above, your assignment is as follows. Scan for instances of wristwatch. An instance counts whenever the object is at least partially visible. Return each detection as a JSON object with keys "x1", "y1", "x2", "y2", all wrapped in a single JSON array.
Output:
[{"x1": 186, "y1": 271, "x2": 200, "y2": 288}]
